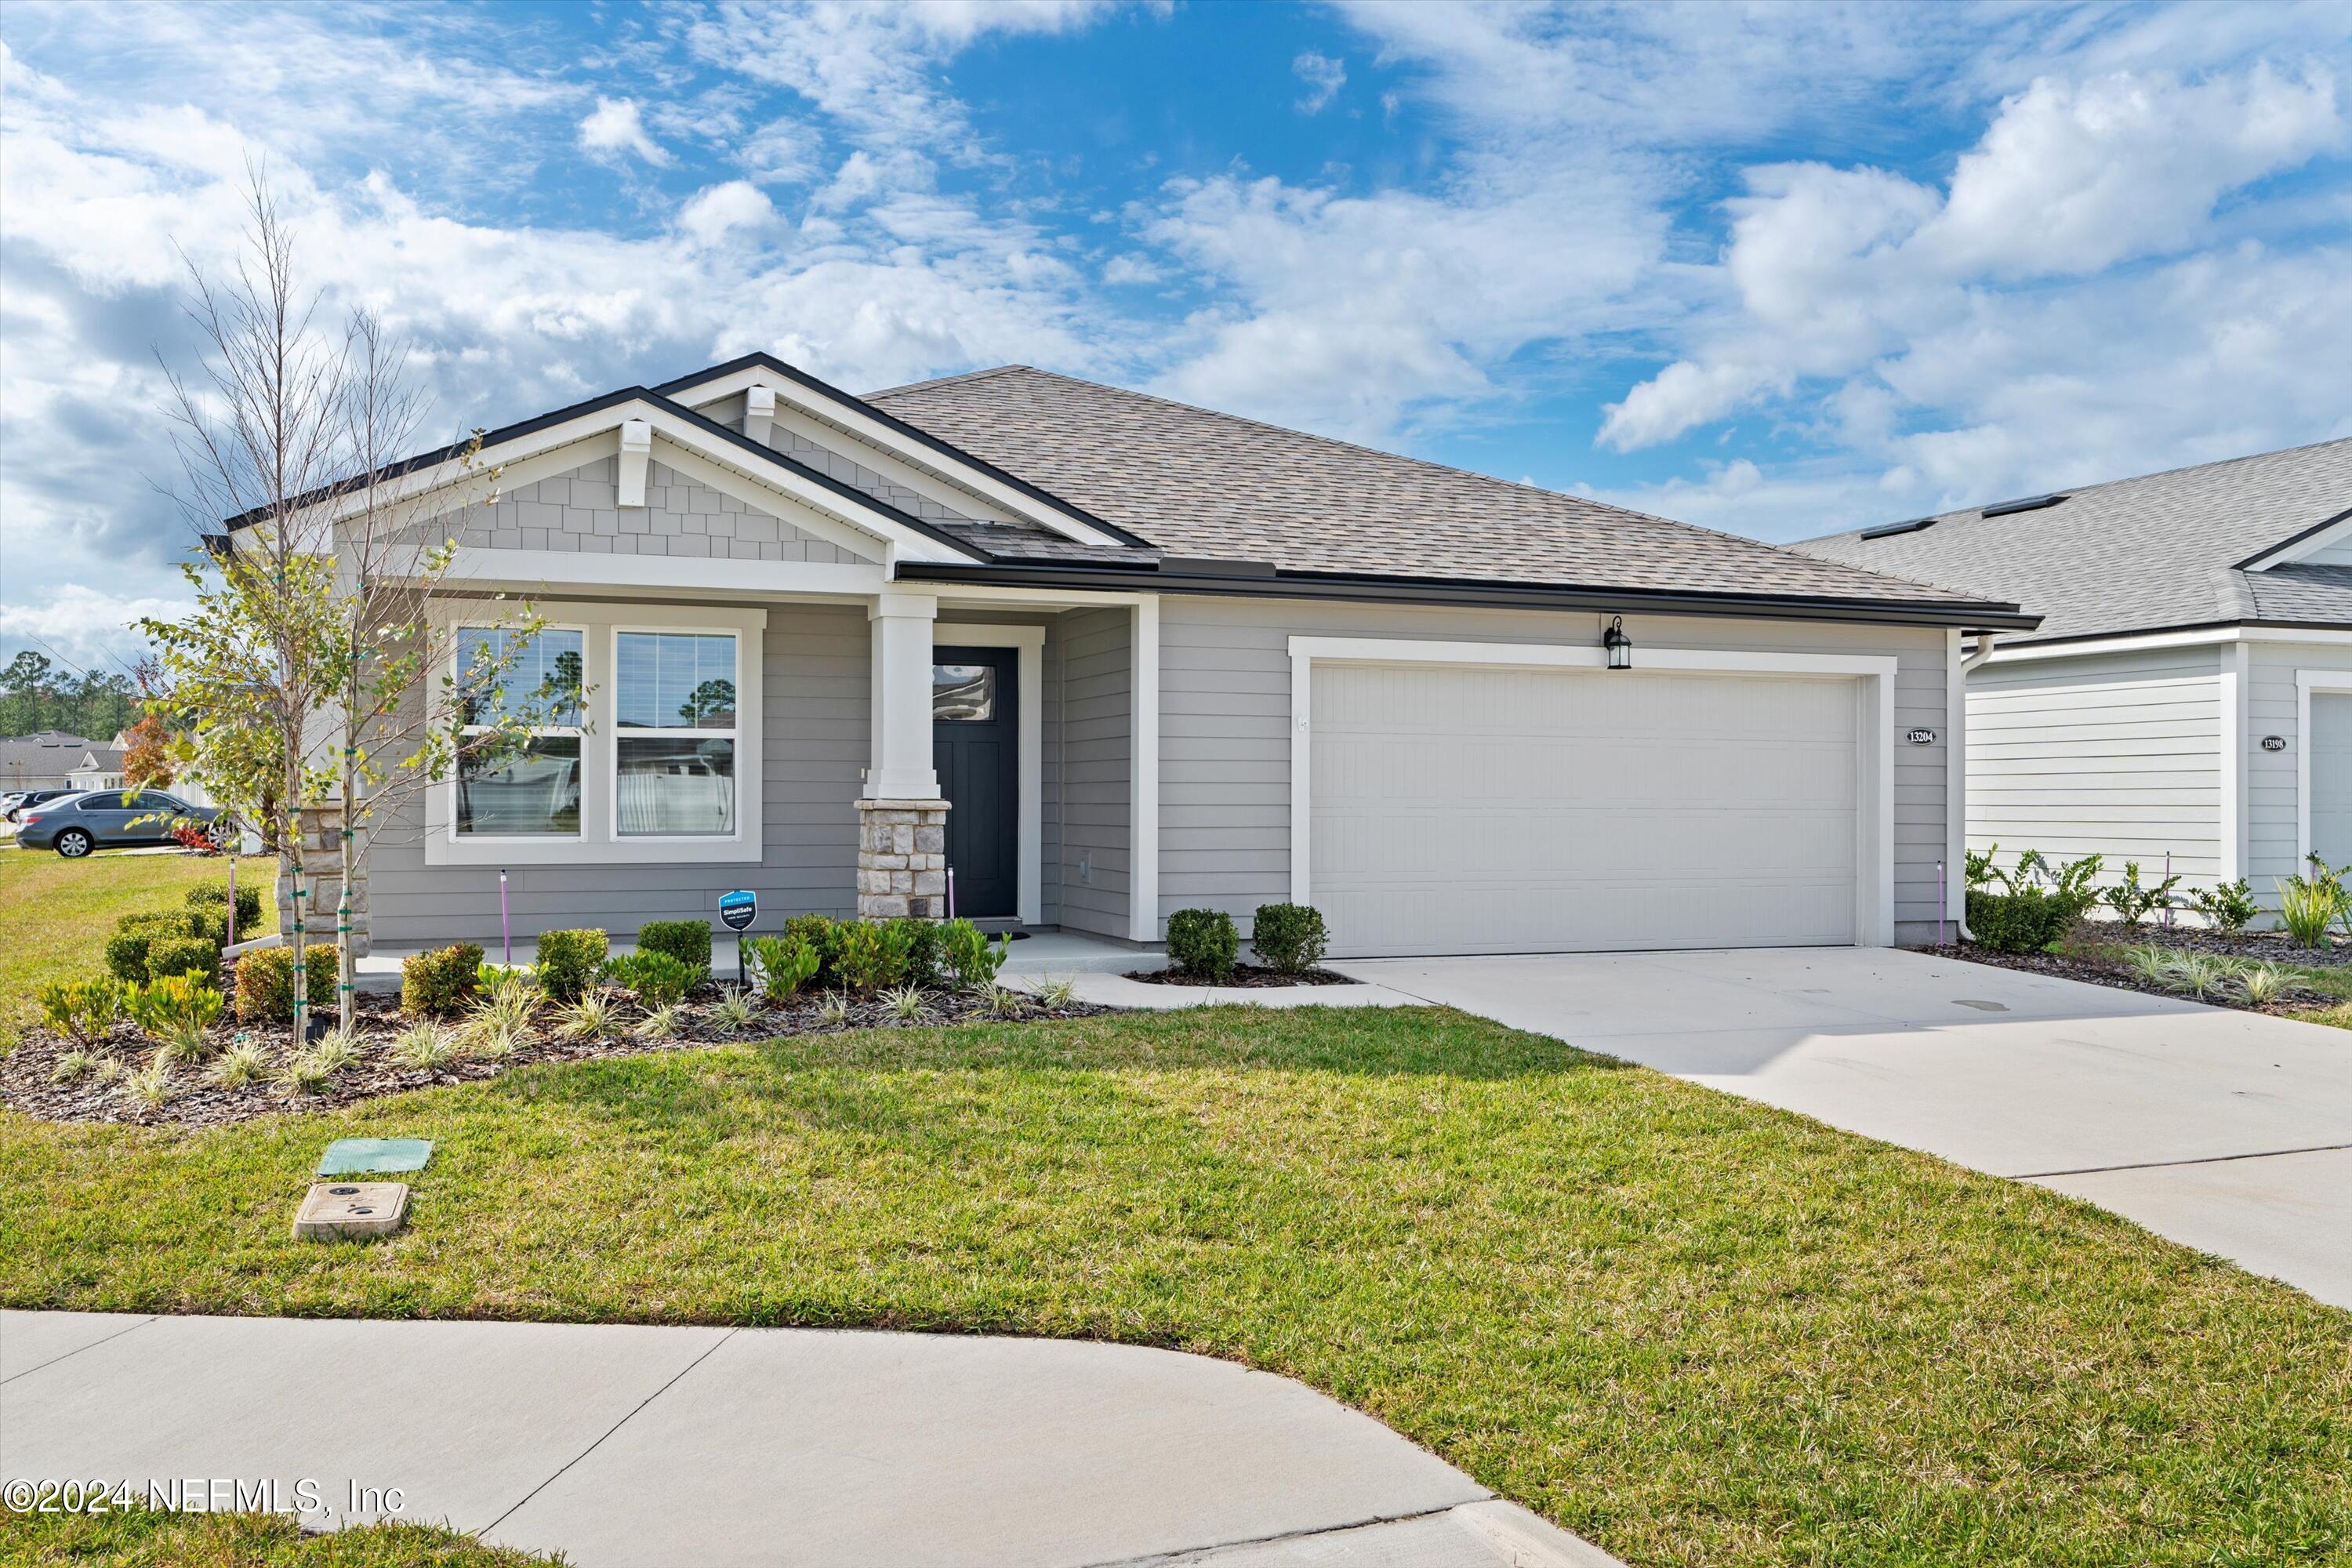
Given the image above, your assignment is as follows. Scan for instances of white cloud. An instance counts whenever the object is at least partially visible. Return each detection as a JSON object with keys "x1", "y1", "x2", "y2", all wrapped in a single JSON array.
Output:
[
  {"x1": 1293, "y1": 51, "x2": 1345, "y2": 114},
  {"x1": 741, "y1": 115, "x2": 822, "y2": 185},
  {"x1": 1599, "y1": 64, "x2": 2345, "y2": 452},
  {"x1": 0, "y1": 583, "x2": 198, "y2": 675},
  {"x1": 1102, "y1": 254, "x2": 1163, "y2": 285},
  {"x1": 1142, "y1": 159, "x2": 1662, "y2": 439},
  {"x1": 677, "y1": 180, "x2": 778, "y2": 248},
  {"x1": 578, "y1": 97, "x2": 671, "y2": 165}
]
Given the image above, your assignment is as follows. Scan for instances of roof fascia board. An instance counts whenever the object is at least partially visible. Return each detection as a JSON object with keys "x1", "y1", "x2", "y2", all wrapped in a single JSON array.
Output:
[
  {"x1": 894, "y1": 561, "x2": 2041, "y2": 632},
  {"x1": 1983, "y1": 622, "x2": 2352, "y2": 662},
  {"x1": 654, "y1": 354, "x2": 1146, "y2": 550},
  {"x1": 2236, "y1": 506, "x2": 2352, "y2": 572}
]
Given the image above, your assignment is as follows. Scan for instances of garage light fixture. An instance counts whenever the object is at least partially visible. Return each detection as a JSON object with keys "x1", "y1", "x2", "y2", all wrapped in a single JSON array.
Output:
[{"x1": 1602, "y1": 616, "x2": 1632, "y2": 670}]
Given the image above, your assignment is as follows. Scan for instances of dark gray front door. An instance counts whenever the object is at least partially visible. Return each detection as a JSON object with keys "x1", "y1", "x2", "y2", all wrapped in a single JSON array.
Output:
[{"x1": 932, "y1": 645, "x2": 1018, "y2": 920}]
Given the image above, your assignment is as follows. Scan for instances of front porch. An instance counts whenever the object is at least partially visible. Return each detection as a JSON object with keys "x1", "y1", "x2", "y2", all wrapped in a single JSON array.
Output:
[{"x1": 365, "y1": 568, "x2": 1163, "y2": 958}]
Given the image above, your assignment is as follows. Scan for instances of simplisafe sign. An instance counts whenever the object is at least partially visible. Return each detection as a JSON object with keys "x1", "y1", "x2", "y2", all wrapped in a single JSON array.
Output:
[
  {"x1": 718, "y1": 889, "x2": 757, "y2": 931},
  {"x1": 1906, "y1": 728, "x2": 1938, "y2": 745}
]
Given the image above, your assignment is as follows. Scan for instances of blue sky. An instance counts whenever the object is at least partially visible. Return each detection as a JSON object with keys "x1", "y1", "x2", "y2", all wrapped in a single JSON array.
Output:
[{"x1": 2, "y1": 0, "x2": 2348, "y2": 672}]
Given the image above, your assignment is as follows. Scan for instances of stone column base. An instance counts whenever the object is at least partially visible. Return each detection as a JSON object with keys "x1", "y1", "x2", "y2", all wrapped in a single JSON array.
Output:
[{"x1": 855, "y1": 798, "x2": 950, "y2": 920}]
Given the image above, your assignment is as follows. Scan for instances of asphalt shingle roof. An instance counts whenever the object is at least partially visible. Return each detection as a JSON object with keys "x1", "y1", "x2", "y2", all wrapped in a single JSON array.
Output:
[
  {"x1": 1794, "y1": 440, "x2": 2352, "y2": 646},
  {"x1": 866, "y1": 366, "x2": 2018, "y2": 616}
]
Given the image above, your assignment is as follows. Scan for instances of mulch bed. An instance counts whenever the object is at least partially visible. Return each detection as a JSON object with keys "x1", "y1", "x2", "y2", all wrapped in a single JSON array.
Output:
[
  {"x1": 2, "y1": 985, "x2": 1115, "y2": 1129},
  {"x1": 1125, "y1": 964, "x2": 1359, "y2": 988},
  {"x1": 1914, "y1": 935, "x2": 2344, "y2": 1016}
]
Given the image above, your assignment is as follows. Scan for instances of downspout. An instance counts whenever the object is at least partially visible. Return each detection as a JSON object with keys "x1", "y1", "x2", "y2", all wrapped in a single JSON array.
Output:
[{"x1": 1951, "y1": 631, "x2": 1998, "y2": 942}]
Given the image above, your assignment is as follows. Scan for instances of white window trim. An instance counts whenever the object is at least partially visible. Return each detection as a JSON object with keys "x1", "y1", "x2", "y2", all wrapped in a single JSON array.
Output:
[
  {"x1": 1285, "y1": 634, "x2": 1900, "y2": 948},
  {"x1": 608, "y1": 622, "x2": 750, "y2": 850},
  {"x1": 428, "y1": 601, "x2": 766, "y2": 866},
  {"x1": 933, "y1": 622, "x2": 1045, "y2": 927},
  {"x1": 2295, "y1": 670, "x2": 2352, "y2": 872}
]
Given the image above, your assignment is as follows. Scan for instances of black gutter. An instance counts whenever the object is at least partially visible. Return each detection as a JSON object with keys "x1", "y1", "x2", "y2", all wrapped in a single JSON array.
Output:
[
  {"x1": 894, "y1": 560, "x2": 2042, "y2": 633},
  {"x1": 1980, "y1": 615, "x2": 2352, "y2": 652},
  {"x1": 652, "y1": 351, "x2": 1157, "y2": 551}
]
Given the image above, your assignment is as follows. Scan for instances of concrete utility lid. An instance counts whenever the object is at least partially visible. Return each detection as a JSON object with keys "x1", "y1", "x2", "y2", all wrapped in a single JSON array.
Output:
[
  {"x1": 318, "y1": 1138, "x2": 432, "y2": 1175},
  {"x1": 293, "y1": 1182, "x2": 410, "y2": 1243}
]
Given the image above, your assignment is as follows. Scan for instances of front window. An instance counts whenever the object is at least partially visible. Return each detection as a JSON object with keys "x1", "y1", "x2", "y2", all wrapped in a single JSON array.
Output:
[
  {"x1": 933, "y1": 663, "x2": 996, "y2": 721},
  {"x1": 615, "y1": 630, "x2": 738, "y2": 837},
  {"x1": 456, "y1": 626, "x2": 584, "y2": 837}
]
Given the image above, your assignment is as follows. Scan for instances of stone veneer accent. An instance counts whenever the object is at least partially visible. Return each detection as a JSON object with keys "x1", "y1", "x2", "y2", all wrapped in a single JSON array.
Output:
[{"x1": 855, "y1": 798, "x2": 949, "y2": 920}]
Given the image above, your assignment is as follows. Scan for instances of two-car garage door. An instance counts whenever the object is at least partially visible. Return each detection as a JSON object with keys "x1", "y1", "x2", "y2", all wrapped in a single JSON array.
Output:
[{"x1": 1308, "y1": 662, "x2": 1863, "y2": 958}]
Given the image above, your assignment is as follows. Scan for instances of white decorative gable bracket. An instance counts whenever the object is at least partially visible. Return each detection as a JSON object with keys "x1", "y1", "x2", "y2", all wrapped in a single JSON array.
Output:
[
  {"x1": 744, "y1": 386, "x2": 777, "y2": 448},
  {"x1": 616, "y1": 419, "x2": 653, "y2": 508}
]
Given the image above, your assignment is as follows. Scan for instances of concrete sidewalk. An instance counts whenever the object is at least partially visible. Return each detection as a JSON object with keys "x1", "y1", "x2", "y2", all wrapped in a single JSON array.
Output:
[{"x1": 0, "y1": 1312, "x2": 1621, "y2": 1568}]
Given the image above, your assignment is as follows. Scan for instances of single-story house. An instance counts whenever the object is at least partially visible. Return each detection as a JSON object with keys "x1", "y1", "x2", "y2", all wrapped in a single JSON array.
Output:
[
  {"x1": 0, "y1": 731, "x2": 102, "y2": 793},
  {"x1": 1798, "y1": 440, "x2": 2352, "y2": 915},
  {"x1": 65, "y1": 743, "x2": 127, "y2": 792},
  {"x1": 233, "y1": 354, "x2": 2034, "y2": 959}
]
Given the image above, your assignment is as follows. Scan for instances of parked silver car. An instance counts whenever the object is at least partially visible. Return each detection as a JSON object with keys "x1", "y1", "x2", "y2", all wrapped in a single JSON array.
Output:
[{"x1": 13, "y1": 789, "x2": 222, "y2": 858}]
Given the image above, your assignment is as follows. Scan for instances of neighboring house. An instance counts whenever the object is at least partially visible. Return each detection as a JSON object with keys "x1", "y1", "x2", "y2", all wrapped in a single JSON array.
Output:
[
  {"x1": 1798, "y1": 441, "x2": 2352, "y2": 916},
  {"x1": 0, "y1": 731, "x2": 101, "y2": 793},
  {"x1": 229, "y1": 354, "x2": 2032, "y2": 959},
  {"x1": 66, "y1": 745, "x2": 127, "y2": 791}
]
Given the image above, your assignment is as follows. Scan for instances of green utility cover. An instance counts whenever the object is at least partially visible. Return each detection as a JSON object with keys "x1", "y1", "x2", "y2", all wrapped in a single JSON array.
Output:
[{"x1": 318, "y1": 1138, "x2": 434, "y2": 1176}]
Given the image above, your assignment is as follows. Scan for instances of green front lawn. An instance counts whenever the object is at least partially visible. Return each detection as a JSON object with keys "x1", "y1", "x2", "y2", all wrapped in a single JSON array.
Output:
[
  {"x1": 4, "y1": 1007, "x2": 2345, "y2": 1567},
  {"x1": 0, "y1": 849, "x2": 274, "y2": 1048},
  {"x1": 0, "y1": 1502, "x2": 554, "y2": 1565}
]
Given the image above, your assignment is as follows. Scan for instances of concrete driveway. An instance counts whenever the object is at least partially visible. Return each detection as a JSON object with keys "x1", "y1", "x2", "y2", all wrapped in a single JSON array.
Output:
[
  {"x1": 1340, "y1": 946, "x2": 2352, "y2": 1308},
  {"x1": 1, "y1": 1312, "x2": 1619, "y2": 1568}
]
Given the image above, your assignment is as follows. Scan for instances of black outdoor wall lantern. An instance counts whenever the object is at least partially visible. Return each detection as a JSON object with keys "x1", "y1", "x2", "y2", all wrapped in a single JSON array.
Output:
[{"x1": 1602, "y1": 615, "x2": 1633, "y2": 670}]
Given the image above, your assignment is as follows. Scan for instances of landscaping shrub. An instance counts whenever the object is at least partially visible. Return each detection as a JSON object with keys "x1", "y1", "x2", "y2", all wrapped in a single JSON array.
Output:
[
  {"x1": 534, "y1": 928, "x2": 608, "y2": 1003},
  {"x1": 778, "y1": 914, "x2": 840, "y2": 985},
  {"x1": 1250, "y1": 903, "x2": 1328, "y2": 975},
  {"x1": 1965, "y1": 890, "x2": 2079, "y2": 953},
  {"x1": 145, "y1": 936, "x2": 220, "y2": 982},
  {"x1": 604, "y1": 950, "x2": 701, "y2": 1007},
  {"x1": 938, "y1": 919, "x2": 1007, "y2": 991},
  {"x1": 744, "y1": 935, "x2": 821, "y2": 999},
  {"x1": 104, "y1": 912, "x2": 199, "y2": 983},
  {"x1": 186, "y1": 880, "x2": 263, "y2": 942},
  {"x1": 2191, "y1": 878, "x2": 2260, "y2": 935},
  {"x1": 38, "y1": 977, "x2": 125, "y2": 1045},
  {"x1": 401, "y1": 942, "x2": 484, "y2": 1018},
  {"x1": 2102, "y1": 861, "x2": 2182, "y2": 927},
  {"x1": 634, "y1": 920, "x2": 714, "y2": 976},
  {"x1": 830, "y1": 919, "x2": 914, "y2": 992},
  {"x1": 2277, "y1": 871, "x2": 2343, "y2": 948},
  {"x1": 895, "y1": 917, "x2": 946, "y2": 986},
  {"x1": 1167, "y1": 907, "x2": 1240, "y2": 981},
  {"x1": 232, "y1": 943, "x2": 339, "y2": 1023},
  {"x1": 127, "y1": 974, "x2": 225, "y2": 1041}
]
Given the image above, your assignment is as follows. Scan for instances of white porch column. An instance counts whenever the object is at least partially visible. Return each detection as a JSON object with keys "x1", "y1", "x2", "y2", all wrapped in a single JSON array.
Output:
[
  {"x1": 866, "y1": 590, "x2": 942, "y2": 800},
  {"x1": 860, "y1": 590, "x2": 949, "y2": 920}
]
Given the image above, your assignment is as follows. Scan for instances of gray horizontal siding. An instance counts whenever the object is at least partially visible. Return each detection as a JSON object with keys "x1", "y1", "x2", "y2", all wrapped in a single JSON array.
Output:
[
  {"x1": 1966, "y1": 646, "x2": 2223, "y2": 883},
  {"x1": 2248, "y1": 640, "x2": 2352, "y2": 902},
  {"x1": 1155, "y1": 597, "x2": 1954, "y2": 944},
  {"x1": 1057, "y1": 607, "x2": 1131, "y2": 938}
]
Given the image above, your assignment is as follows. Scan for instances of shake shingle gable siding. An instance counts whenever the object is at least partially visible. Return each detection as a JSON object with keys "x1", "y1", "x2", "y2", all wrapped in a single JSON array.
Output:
[
  {"x1": 1795, "y1": 439, "x2": 2352, "y2": 646},
  {"x1": 864, "y1": 366, "x2": 2011, "y2": 614}
]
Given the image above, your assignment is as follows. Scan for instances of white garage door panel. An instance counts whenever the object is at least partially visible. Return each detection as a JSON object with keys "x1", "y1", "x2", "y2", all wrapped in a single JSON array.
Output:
[
  {"x1": 1311, "y1": 663, "x2": 1859, "y2": 956},
  {"x1": 2310, "y1": 691, "x2": 2352, "y2": 869}
]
